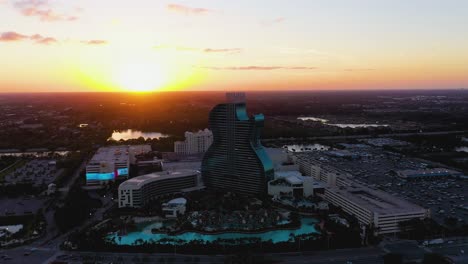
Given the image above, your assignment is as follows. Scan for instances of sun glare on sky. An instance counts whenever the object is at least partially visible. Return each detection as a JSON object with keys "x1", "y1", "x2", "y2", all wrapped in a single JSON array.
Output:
[
  {"x1": 1, "y1": 0, "x2": 468, "y2": 92},
  {"x1": 114, "y1": 61, "x2": 167, "y2": 92}
]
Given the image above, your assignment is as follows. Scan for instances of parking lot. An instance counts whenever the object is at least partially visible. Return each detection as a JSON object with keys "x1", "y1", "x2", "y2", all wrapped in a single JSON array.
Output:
[
  {"x1": 381, "y1": 178, "x2": 468, "y2": 224},
  {"x1": 2, "y1": 159, "x2": 58, "y2": 189},
  {"x1": 428, "y1": 237, "x2": 468, "y2": 263},
  {"x1": 0, "y1": 197, "x2": 45, "y2": 217},
  {"x1": 294, "y1": 143, "x2": 468, "y2": 225}
]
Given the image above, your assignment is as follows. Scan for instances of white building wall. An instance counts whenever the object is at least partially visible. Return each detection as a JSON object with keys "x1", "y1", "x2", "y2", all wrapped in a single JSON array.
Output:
[
  {"x1": 324, "y1": 188, "x2": 374, "y2": 226},
  {"x1": 302, "y1": 177, "x2": 316, "y2": 197},
  {"x1": 375, "y1": 211, "x2": 428, "y2": 234},
  {"x1": 118, "y1": 172, "x2": 199, "y2": 208},
  {"x1": 119, "y1": 188, "x2": 133, "y2": 208},
  {"x1": 268, "y1": 184, "x2": 294, "y2": 197},
  {"x1": 174, "y1": 129, "x2": 213, "y2": 155},
  {"x1": 324, "y1": 188, "x2": 429, "y2": 235},
  {"x1": 268, "y1": 177, "x2": 319, "y2": 198}
]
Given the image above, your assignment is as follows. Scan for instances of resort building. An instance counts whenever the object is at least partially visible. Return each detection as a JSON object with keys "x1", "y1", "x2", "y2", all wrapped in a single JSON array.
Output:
[
  {"x1": 118, "y1": 169, "x2": 199, "y2": 208},
  {"x1": 128, "y1": 145, "x2": 153, "y2": 163},
  {"x1": 174, "y1": 129, "x2": 213, "y2": 155},
  {"x1": 86, "y1": 145, "x2": 152, "y2": 185},
  {"x1": 86, "y1": 146, "x2": 130, "y2": 185},
  {"x1": 294, "y1": 154, "x2": 353, "y2": 186},
  {"x1": 201, "y1": 92, "x2": 274, "y2": 195},
  {"x1": 324, "y1": 183, "x2": 429, "y2": 235},
  {"x1": 268, "y1": 174, "x2": 326, "y2": 198},
  {"x1": 265, "y1": 148, "x2": 299, "y2": 172},
  {"x1": 162, "y1": 197, "x2": 187, "y2": 218}
]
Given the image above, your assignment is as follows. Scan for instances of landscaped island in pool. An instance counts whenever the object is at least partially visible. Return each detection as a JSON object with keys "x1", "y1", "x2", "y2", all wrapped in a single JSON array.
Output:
[{"x1": 108, "y1": 217, "x2": 320, "y2": 245}]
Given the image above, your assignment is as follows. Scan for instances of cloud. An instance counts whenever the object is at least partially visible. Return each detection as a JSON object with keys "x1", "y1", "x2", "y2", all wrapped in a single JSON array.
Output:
[
  {"x1": 199, "y1": 66, "x2": 317, "y2": 71},
  {"x1": 0, "y1": 31, "x2": 28, "y2": 41},
  {"x1": 262, "y1": 17, "x2": 286, "y2": 26},
  {"x1": 167, "y1": 3, "x2": 212, "y2": 15},
  {"x1": 0, "y1": 31, "x2": 56, "y2": 44},
  {"x1": 30, "y1": 34, "x2": 57, "y2": 44},
  {"x1": 154, "y1": 45, "x2": 242, "y2": 54},
  {"x1": 12, "y1": 0, "x2": 80, "y2": 21},
  {"x1": 203, "y1": 48, "x2": 242, "y2": 53},
  {"x1": 1, "y1": 31, "x2": 106, "y2": 46},
  {"x1": 82, "y1": 40, "x2": 108, "y2": 45}
]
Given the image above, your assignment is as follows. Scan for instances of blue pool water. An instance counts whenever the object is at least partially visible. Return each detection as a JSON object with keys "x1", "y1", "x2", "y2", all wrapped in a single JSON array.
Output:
[{"x1": 109, "y1": 218, "x2": 319, "y2": 245}]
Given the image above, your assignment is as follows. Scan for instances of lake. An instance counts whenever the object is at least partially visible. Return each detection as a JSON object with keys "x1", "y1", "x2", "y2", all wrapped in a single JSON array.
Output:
[
  {"x1": 297, "y1": 117, "x2": 388, "y2": 128},
  {"x1": 109, "y1": 129, "x2": 170, "y2": 141},
  {"x1": 297, "y1": 117, "x2": 329, "y2": 123},
  {"x1": 108, "y1": 217, "x2": 319, "y2": 245},
  {"x1": 455, "y1": 147, "x2": 468, "y2": 153},
  {"x1": 329, "y1": 124, "x2": 389, "y2": 128},
  {"x1": 285, "y1": 144, "x2": 330, "y2": 152},
  {"x1": 0, "y1": 151, "x2": 71, "y2": 157}
]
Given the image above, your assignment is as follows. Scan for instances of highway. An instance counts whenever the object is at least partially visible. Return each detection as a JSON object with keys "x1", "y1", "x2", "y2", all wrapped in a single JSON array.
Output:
[
  {"x1": 0, "y1": 247, "x2": 385, "y2": 264},
  {"x1": 263, "y1": 130, "x2": 468, "y2": 142}
]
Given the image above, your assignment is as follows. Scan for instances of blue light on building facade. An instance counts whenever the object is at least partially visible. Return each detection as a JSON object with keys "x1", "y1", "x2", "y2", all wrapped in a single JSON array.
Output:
[
  {"x1": 117, "y1": 168, "x2": 129, "y2": 176},
  {"x1": 201, "y1": 93, "x2": 274, "y2": 195},
  {"x1": 86, "y1": 172, "x2": 115, "y2": 181}
]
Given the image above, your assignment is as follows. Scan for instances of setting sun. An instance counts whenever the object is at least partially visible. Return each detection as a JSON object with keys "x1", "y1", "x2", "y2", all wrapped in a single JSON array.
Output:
[
  {"x1": 114, "y1": 61, "x2": 167, "y2": 92},
  {"x1": 1, "y1": 0, "x2": 468, "y2": 93}
]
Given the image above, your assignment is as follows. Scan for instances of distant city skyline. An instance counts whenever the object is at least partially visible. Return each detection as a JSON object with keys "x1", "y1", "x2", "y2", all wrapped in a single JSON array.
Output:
[{"x1": 1, "y1": 0, "x2": 468, "y2": 92}]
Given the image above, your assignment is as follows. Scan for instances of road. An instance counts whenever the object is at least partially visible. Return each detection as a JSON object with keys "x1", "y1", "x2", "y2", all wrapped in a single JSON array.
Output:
[
  {"x1": 426, "y1": 237, "x2": 468, "y2": 263},
  {"x1": 0, "y1": 247, "x2": 385, "y2": 264},
  {"x1": 0, "y1": 157, "x2": 92, "y2": 264},
  {"x1": 57, "y1": 158, "x2": 89, "y2": 197},
  {"x1": 0, "y1": 194, "x2": 115, "y2": 264},
  {"x1": 27, "y1": 158, "x2": 89, "y2": 249},
  {"x1": 3, "y1": 237, "x2": 467, "y2": 264},
  {"x1": 263, "y1": 130, "x2": 468, "y2": 142}
]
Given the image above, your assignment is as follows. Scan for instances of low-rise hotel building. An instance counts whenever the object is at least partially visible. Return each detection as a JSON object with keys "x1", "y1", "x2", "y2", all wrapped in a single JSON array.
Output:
[
  {"x1": 118, "y1": 169, "x2": 199, "y2": 208},
  {"x1": 324, "y1": 183, "x2": 429, "y2": 235},
  {"x1": 86, "y1": 146, "x2": 130, "y2": 185},
  {"x1": 268, "y1": 171, "x2": 326, "y2": 198},
  {"x1": 86, "y1": 145, "x2": 152, "y2": 185},
  {"x1": 174, "y1": 129, "x2": 213, "y2": 155}
]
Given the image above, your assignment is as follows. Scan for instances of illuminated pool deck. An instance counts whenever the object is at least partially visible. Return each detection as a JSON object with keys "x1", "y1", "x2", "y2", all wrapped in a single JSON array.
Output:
[{"x1": 108, "y1": 217, "x2": 320, "y2": 245}]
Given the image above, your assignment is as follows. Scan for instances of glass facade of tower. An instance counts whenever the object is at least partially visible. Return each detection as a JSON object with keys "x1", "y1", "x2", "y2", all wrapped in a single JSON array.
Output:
[{"x1": 201, "y1": 101, "x2": 274, "y2": 195}]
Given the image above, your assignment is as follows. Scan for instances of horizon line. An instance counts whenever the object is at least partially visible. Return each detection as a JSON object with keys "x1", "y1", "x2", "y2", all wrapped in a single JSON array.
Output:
[{"x1": 0, "y1": 88, "x2": 467, "y2": 94}]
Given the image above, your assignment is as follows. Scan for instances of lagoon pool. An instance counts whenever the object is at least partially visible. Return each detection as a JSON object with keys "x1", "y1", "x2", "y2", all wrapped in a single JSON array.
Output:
[{"x1": 109, "y1": 218, "x2": 319, "y2": 245}]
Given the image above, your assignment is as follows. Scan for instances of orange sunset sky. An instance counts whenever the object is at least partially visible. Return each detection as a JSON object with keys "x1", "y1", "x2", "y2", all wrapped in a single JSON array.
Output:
[{"x1": 1, "y1": 0, "x2": 468, "y2": 92}]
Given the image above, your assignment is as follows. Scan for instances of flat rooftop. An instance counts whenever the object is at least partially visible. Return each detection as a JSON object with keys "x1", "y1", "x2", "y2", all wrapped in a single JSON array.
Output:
[
  {"x1": 286, "y1": 175, "x2": 304, "y2": 185},
  {"x1": 89, "y1": 146, "x2": 129, "y2": 164},
  {"x1": 165, "y1": 197, "x2": 187, "y2": 205},
  {"x1": 275, "y1": 170, "x2": 303, "y2": 179},
  {"x1": 326, "y1": 183, "x2": 427, "y2": 215},
  {"x1": 163, "y1": 161, "x2": 201, "y2": 171},
  {"x1": 119, "y1": 169, "x2": 199, "y2": 189}
]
